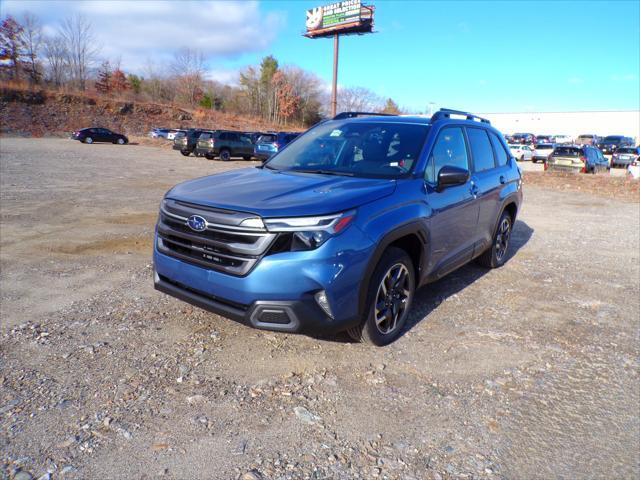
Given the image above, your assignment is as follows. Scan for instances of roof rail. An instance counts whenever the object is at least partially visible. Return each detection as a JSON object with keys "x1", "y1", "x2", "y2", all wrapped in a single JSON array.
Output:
[
  {"x1": 430, "y1": 108, "x2": 491, "y2": 125},
  {"x1": 332, "y1": 111, "x2": 396, "y2": 120}
]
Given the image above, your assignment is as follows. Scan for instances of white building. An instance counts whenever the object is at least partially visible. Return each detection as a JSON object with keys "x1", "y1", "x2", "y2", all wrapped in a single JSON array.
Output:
[{"x1": 476, "y1": 110, "x2": 640, "y2": 143}]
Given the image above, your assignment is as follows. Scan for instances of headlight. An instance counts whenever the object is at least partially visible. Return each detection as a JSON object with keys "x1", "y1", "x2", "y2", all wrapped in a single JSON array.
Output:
[{"x1": 264, "y1": 211, "x2": 355, "y2": 250}]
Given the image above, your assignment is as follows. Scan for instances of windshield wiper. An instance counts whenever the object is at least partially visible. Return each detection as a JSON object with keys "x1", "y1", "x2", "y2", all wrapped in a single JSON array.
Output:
[{"x1": 291, "y1": 169, "x2": 354, "y2": 177}]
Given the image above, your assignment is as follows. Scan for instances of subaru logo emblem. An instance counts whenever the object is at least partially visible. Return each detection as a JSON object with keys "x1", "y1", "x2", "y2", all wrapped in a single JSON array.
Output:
[{"x1": 187, "y1": 215, "x2": 207, "y2": 232}]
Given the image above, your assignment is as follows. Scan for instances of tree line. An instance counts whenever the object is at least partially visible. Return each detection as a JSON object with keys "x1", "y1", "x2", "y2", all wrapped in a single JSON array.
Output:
[{"x1": 0, "y1": 12, "x2": 403, "y2": 126}]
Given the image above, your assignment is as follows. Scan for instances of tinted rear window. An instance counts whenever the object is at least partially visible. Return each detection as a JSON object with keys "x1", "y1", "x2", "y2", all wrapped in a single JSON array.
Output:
[
  {"x1": 554, "y1": 147, "x2": 582, "y2": 157},
  {"x1": 467, "y1": 128, "x2": 496, "y2": 172},
  {"x1": 259, "y1": 134, "x2": 277, "y2": 143}
]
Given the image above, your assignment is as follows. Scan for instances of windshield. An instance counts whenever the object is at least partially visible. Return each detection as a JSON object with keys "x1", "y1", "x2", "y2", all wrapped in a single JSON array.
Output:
[{"x1": 265, "y1": 121, "x2": 429, "y2": 179}]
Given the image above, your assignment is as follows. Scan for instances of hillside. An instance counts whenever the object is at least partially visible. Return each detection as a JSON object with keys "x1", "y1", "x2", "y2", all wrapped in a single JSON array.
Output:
[{"x1": 0, "y1": 85, "x2": 294, "y2": 137}]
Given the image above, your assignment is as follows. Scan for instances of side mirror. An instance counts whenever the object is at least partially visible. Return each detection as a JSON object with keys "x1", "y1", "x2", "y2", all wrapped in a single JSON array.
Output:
[{"x1": 437, "y1": 165, "x2": 470, "y2": 191}]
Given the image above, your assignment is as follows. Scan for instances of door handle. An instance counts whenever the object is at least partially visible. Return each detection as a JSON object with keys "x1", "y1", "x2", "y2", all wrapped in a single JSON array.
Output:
[
  {"x1": 499, "y1": 175, "x2": 506, "y2": 184},
  {"x1": 470, "y1": 183, "x2": 479, "y2": 196}
]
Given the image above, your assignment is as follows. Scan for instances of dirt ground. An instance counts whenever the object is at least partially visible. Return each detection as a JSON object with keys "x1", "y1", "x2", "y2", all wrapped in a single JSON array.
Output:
[{"x1": 1, "y1": 138, "x2": 639, "y2": 480}]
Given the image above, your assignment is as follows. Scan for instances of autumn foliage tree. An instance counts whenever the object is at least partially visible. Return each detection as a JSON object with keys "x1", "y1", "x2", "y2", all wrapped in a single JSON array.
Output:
[
  {"x1": 111, "y1": 68, "x2": 129, "y2": 95},
  {"x1": 0, "y1": 15, "x2": 27, "y2": 80},
  {"x1": 272, "y1": 71, "x2": 299, "y2": 124}
]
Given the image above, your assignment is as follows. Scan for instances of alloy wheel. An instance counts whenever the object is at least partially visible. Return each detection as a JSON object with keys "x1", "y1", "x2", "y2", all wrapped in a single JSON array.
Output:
[
  {"x1": 374, "y1": 263, "x2": 411, "y2": 335},
  {"x1": 495, "y1": 217, "x2": 511, "y2": 262}
]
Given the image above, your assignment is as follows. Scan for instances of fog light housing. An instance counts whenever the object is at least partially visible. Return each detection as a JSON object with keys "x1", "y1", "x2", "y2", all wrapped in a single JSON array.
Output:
[{"x1": 314, "y1": 290, "x2": 334, "y2": 319}]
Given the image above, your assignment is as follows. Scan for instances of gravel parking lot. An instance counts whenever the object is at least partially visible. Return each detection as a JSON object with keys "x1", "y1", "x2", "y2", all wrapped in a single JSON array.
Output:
[{"x1": 1, "y1": 138, "x2": 639, "y2": 480}]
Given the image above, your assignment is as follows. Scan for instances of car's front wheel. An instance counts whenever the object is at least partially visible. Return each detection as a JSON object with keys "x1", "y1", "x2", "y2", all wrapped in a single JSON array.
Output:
[
  {"x1": 477, "y1": 211, "x2": 513, "y2": 268},
  {"x1": 116, "y1": 138, "x2": 125, "y2": 145},
  {"x1": 347, "y1": 247, "x2": 415, "y2": 346},
  {"x1": 84, "y1": 137, "x2": 93, "y2": 144}
]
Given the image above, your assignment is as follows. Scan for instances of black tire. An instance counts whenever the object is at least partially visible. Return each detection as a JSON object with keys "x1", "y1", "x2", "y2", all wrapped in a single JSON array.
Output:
[
  {"x1": 243, "y1": 155, "x2": 252, "y2": 161},
  {"x1": 219, "y1": 149, "x2": 231, "y2": 161},
  {"x1": 531, "y1": 158, "x2": 536, "y2": 164},
  {"x1": 347, "y1": 247, "x2": 415, "y2": 346},
  {"x1": 477, "y1": 210, "x2": 513, "y2": 269},
  {"x1": 84, "y1": 137, "x2": 93, "y2": 144},
  {"x1": 181, "y1": 150, "x2": 190, "y2": 157},
  {"x1": 205, "y1": 153, "x2": 214, "y2": 160}
]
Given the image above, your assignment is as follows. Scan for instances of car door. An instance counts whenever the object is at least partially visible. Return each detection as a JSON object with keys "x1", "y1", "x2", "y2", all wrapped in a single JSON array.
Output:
[
  {"x1": 97, "y1": 128, "x2": 111, "y2": 142},
  {"x1": 239, "y1": 134, "x2": 253, "y2": 155},
  {"x1": 467, "y1": 128, "x2": 507, "y2": 254},
  {"x1": 424, "y1": 126, "x2": 479, "y2": 277}
]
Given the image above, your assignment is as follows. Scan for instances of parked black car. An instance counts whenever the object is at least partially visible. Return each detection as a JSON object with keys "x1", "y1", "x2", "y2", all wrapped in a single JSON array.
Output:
[
  {"x1": 194, "y1": 130, "x2": 255, "y2": 161},
  {"x1": 173, "y1": 129, "x2": 211, "y2": 156},
  {"x1": 72, "y1": 127, "x2": 128, "y2": 145},
  {"x1": 596, "y1": 135, "x2": 634, "y2": 154},
  {"x1": 253, "y1": 132, "x2": 300, "y2": 161}
]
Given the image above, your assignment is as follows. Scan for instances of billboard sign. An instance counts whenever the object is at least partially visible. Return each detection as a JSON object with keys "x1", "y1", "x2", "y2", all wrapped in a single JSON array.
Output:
[{"x1": 306, "y1": 0, "x2": 365, "y2": 36}]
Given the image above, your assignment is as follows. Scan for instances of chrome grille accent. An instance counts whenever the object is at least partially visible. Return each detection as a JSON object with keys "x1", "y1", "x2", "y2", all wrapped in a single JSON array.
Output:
[{"x1": 157, "y1": 199, "x2": 276, "y2": 276}]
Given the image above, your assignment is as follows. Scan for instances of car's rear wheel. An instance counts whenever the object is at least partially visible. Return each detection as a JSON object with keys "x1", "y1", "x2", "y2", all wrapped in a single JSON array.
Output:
[
  {"x1": 477, "y1": 211, "x2": 513, "y2": 268},
  {"x1": 181, "y1": 150, "x2": 190, "y2": 157},
  {"x1": 84, "y1": 137, "x2": 93, "y2": 144},
  {"x1": 219, "y1": 149, "x2": 231, "y2": 161},
  {"x1": 347, "y1": 247, "x2": 415, "y2": 346},
  {"x1": 116, "y1": 138, "x2": 125, "y2": 145},
  {"x1": 243, "y1": 155, "x2": 252, "y2": 161}
]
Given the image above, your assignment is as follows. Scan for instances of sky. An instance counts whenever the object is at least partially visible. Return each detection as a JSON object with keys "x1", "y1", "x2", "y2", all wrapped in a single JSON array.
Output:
[{"x1": 2, "y1": 0, "x2": 639, "y2": 113}]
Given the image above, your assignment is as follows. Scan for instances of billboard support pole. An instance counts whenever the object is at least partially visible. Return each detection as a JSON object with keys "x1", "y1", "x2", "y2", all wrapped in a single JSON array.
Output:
[{"x1": 331, "y1": 33, "x2": 339, "y2": 118}]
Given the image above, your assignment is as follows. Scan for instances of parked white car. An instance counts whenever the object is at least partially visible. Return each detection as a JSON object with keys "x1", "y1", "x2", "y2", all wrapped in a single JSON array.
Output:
[
  {"x1": 509, "y1": 144, "x2": 533, "y2": 161},
  {"x1": 628, "y1": 160, "x2": 640, "y2": 179},
  {"x1": 552, "y1": 134, "x2": 573, "y2": 144},
  {"x1": 167, "y1": 129, "x2": 186, "y2": 140},
  {"x1": 532, "y1": 143, "x2": 555, "y2": 163}
]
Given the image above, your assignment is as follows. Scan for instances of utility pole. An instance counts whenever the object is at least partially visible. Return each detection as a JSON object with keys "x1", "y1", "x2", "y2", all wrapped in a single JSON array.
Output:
[{"x1": 331, "y1": 33, "x2": 340, "y2": 118}]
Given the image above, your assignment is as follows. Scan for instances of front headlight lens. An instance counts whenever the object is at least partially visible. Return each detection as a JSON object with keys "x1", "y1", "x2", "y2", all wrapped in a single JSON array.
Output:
[{"x1": 264, "y1": 211, "x2": 355, "y2": 250}]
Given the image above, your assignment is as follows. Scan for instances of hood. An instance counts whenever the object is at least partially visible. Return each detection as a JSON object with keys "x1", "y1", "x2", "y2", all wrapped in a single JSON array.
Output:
[{"x1": 166, "y1": 167, "x2": 396, "y2": 218}]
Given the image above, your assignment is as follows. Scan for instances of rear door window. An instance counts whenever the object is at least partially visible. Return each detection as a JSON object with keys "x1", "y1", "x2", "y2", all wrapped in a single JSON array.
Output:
[
  {"x1": 467, "y1": 128, "x2": 496, "y2": 172},
  {"x1": 488, "y1": 132, "x2": 509, "y2": 166}
]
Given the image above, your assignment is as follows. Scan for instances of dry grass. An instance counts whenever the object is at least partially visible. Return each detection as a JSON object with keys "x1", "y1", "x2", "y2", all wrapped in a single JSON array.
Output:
[{"x1": 523, "y1": 171, "x2": 640, "y2": 203}]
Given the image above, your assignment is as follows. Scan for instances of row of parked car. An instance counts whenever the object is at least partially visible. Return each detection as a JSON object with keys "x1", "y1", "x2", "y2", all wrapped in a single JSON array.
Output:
[
  {"x1": 509, "y1": 141, "x2": 640, "y2": 175},
  {"x1": 156, "y1": 127, "x2": 300, "y2": 161},
  {"x1": 505, "y1": 133, "x2": 636, "y2": 152}
]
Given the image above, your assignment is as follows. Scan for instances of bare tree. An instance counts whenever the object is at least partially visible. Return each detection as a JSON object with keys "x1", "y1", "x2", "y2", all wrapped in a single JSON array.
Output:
[
  {"x1": 337, "y1": 86, "x2": 383, "y2": 114},
  {"x1": 59, "y1": 14, "x2": 98, "y2": 90},
  {"x1": 170, "y1": 48, "x2": 205, "y2": 106},
  {"x1": 43, "y1": 35, "x2": 67, "y2": 86},
  {"x1": 20, "y1": 12, "x2": 43, "y2": 84}
]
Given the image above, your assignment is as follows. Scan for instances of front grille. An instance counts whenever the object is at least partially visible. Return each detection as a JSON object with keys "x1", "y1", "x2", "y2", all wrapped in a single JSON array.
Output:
[{"x1": 157, "y1": 199, "x2": 276, "y2": 276}]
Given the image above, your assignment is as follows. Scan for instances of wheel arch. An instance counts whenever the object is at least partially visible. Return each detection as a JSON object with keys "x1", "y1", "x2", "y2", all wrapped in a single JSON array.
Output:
[{"x1": 357, "y1": 222, "x2": 428, "y2": 321}]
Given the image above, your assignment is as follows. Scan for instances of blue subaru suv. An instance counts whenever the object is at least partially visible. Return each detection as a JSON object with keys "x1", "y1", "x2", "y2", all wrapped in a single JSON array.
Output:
[{"x1": 154, "y1": 109, "x2": 523, "y2": 345}]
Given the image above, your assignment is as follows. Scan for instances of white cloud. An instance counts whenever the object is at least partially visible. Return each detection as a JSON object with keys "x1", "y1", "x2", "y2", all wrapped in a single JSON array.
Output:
[
  {"x1": 2, "y1": 1, "x2": 286, "y2": 74},
  {"x1": 610, "y1": 73, "x2": 638, "y2": 82}
]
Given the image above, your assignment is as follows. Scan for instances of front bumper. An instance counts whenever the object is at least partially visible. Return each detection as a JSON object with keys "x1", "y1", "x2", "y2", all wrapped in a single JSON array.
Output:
[
  {"x1": 611, "y1": 157, "x2": 634, "y2": 167},
  {"x1": 153, "y1": 226, "x2": 374, "y2": 335}
]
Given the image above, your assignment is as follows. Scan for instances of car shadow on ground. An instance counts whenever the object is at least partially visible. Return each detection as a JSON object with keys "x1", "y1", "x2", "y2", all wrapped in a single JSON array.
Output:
[{"x1": 321, "y1": 220, "x2": 534, "y2": 344}]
